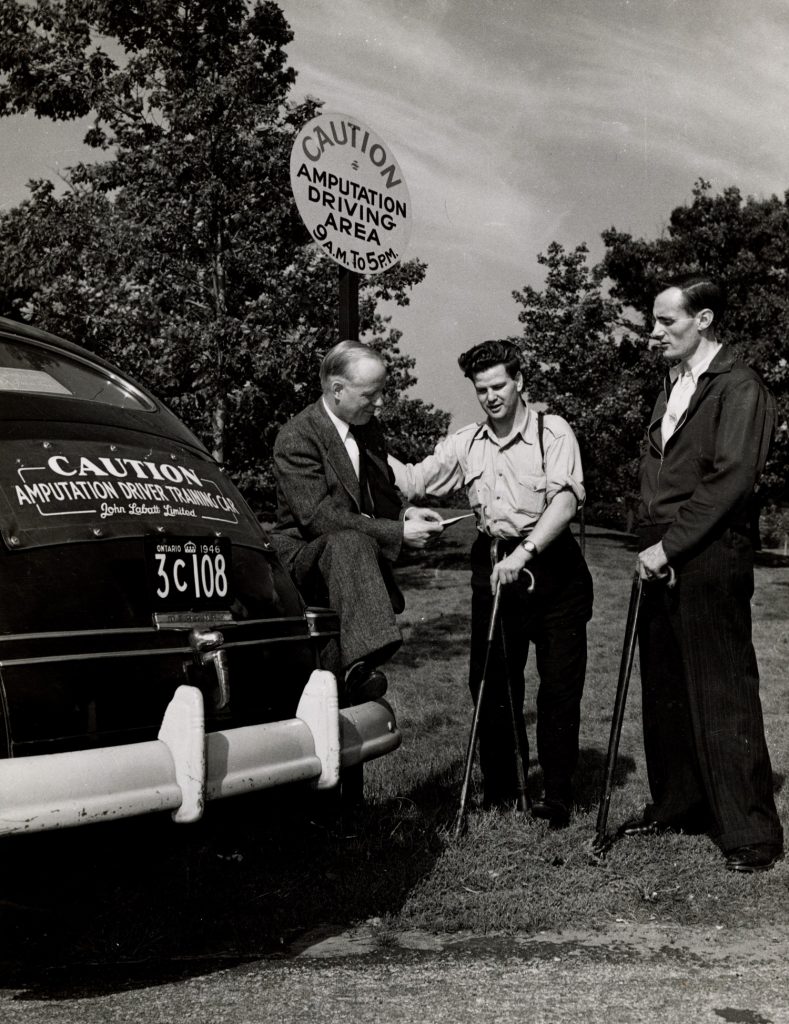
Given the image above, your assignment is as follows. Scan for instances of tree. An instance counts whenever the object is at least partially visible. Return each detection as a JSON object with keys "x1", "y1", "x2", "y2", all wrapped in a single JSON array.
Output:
[
  {"x1": 511, "y1": 241, "x2": 659, "y2": 525},
  {"x1": 0, "y1": 0, "x2": 448, "y2": 512}
]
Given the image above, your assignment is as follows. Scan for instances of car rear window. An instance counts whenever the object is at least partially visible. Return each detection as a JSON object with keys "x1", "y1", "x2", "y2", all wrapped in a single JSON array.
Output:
[{"x1": 0, "y1": 337, "x2": 154, "y2": 411}]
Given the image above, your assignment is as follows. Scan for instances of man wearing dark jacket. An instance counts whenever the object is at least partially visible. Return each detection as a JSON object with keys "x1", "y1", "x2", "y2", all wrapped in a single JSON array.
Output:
[
  {"x1": 628, "y1": 273, "x2": 783, "y2": 872},
  {"x1": 271, "y1": 340, "x2": 441, "y2": 704}
]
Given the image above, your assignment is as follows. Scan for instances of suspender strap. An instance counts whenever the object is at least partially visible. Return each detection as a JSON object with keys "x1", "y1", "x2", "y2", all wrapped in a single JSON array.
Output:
[{"x1": 537, "y1": 411, "x2": 545, "y2": 471}]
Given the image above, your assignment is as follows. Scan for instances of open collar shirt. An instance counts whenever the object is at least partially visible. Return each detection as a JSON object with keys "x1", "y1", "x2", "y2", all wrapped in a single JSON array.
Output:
[
  {"x1": 390, "y1": 402, "x2": 585, "y2": 539},
  {"x1": 661, "y1": 342, "x2": 722, "y2": 447}
]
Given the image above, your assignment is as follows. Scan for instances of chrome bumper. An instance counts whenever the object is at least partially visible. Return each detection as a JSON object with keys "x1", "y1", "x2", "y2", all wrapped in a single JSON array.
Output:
[{"x1": 0, "y1": 670, "x2": 401, "y2": 836}]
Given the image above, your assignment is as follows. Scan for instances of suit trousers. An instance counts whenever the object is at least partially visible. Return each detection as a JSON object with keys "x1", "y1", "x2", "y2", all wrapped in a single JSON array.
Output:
[
  {"x1": 637, "y1": 525, "x2": 783, "y2": 851},
  {"x1": 469, "y1": 530, "x2": 593, "y2": 806},
  {"x1": 291, "y1": 529, "x2": 402, "y2": 674}
]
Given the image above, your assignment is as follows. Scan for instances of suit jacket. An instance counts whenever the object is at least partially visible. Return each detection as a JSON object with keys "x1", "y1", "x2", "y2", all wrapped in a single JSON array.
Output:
[
  {"x1": 638, "y1": 346, "x2": 775, "y2": 561},
  {"x1": 271, "y1": 399, "x2": 405, "y2": 606}
]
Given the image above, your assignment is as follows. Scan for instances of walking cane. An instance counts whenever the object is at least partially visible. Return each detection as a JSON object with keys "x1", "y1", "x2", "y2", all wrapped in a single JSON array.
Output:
[
  {"x1": 593, "y1": 570, "x2": 643, "y2": 853},
  {"x1": 453, "y1": 567, "x2": 535, "y2": 839}
]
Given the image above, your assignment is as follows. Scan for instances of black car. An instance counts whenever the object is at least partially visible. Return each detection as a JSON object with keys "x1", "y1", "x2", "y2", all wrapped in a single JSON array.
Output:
[{"x1": 0, "y1": 317, "x2": 400, "y2": 835}]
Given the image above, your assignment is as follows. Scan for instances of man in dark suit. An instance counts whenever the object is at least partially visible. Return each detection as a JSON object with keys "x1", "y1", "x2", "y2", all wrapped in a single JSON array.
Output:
[
  {"x1": 272, "y1": 340, "x2": 442, "y2": 704},
  {"x1": 628, "y1": 273, "x2": 783, "y2": 873}
]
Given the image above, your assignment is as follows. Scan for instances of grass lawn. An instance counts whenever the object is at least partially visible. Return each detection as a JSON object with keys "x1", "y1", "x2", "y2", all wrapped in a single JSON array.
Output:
[
  {"x1": 1, "y1": 519, "x2": 787, "y2": 970},
  {"x1": 378, "y1": 518, "x2": 789, "y2": 934}
]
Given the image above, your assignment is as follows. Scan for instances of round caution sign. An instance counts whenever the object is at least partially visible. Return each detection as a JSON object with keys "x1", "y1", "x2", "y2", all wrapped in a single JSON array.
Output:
[{"x1": 290, "y1": 112, "x2": 412, "y2": 275}]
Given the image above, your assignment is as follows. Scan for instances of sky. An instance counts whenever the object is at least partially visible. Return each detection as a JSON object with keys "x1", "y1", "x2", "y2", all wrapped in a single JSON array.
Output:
[{"x1": 1, "y1": 0, "x2": 788, "y2": 426}]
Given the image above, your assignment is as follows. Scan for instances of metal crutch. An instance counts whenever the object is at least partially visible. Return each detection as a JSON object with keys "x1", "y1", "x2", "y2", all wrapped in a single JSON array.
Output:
[
  {"x1": 498, "y1": 567, "x2": 536, "y2": 816},
  {"x1": 453, "y1": 579, "x2": 504, "y2": 839},
  {"x1": 593, "y1": 570, "x2": 643, "y2": 853},
  {"x1": 593, "y1": 565, "x2": 677, "y2": 853},
  {"x1": 453, "y1": 565, "x2": 535, "y2": 838}
]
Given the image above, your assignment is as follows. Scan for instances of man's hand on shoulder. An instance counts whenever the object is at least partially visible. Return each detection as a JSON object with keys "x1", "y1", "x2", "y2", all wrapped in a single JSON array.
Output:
[{"x1": 402, "y1": 507, "x2": 443, "y2": 549}]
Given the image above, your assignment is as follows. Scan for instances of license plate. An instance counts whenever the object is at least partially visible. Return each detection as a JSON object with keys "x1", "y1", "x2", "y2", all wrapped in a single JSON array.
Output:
[{"x1": 145, "y1": 536, "x2": 233, "y2": 612}]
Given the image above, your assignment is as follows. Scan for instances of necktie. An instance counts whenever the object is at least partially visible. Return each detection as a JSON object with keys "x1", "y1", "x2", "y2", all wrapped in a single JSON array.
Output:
[{"x1": 350, "y1": 426, "x2": 375, "y2": 515}]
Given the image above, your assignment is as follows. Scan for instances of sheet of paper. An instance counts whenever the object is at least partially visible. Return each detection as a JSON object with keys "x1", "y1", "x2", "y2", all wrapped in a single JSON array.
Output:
[{"x1": 440, "y1": 513, "x2": 475, "y2": 528}]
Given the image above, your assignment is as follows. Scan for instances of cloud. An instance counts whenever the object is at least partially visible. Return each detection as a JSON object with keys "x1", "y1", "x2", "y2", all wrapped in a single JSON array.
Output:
[
  {"x1": 277, "y1": 0, "x2": 784, "y2": 422},
  {"x1": 285, "y1": 0, "x2": 789, "y2": 241},
  {"x1": 274, "y1": 2, "x2": 789, "y2": 420}
]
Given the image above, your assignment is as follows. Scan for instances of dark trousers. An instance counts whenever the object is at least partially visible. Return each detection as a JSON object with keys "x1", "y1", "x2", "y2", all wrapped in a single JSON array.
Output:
[
  {"x1": 469, "y1": 530, "x2": 593, "y2": 806},
  {"x1": 637, "y1": 525, "x2": 783, "y2": 851},
  {"x1": 292, "y1": 530, "x2": 402, "y2": 673}
]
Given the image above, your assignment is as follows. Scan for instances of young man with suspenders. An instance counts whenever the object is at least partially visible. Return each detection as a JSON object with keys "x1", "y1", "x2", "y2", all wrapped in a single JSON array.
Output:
[{"x1": 391, "y1": 340, "x2": 593, "y2": 825}]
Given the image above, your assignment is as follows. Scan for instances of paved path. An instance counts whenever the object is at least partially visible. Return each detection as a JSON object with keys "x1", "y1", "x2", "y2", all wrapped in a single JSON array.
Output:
[{"x1": 1, "y1": 923, "x2": 787, "y2": 1023}]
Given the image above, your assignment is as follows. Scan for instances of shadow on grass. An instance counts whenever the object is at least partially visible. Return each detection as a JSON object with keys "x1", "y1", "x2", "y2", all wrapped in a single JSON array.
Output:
[
  {"x1": 574, "y1": 746, "x2": 638, "y2": 810},
  {"x1": 506, "y1": 745, "x2": 638, "y2": 812},
  {"x1": 398, "y1": 549, "x2": 472, "y2": 574},
  {"x1": 395, "y1": 609, "x2": 474, "y2": 667},
  {"x1": 0, "y1": 763, "x2": 462, "y2": 1000}
]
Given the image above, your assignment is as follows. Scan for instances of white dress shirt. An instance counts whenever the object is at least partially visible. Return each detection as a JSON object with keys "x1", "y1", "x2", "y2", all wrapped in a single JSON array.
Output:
[{"x1": 322, "y1": 398, "x2": 360, "y2": 477}]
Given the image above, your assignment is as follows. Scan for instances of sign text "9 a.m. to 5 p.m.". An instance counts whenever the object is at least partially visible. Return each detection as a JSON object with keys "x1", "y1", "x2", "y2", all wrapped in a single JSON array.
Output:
[{"x1": 290, "y1": 112, "x2": 411, "y2": 275}]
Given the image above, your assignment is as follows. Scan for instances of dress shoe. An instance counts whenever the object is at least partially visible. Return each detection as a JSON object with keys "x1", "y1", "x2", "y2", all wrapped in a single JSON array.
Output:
[
  {"x1": 344, "y1": 662, "x2": 388, "y2": 705},
  {"x1": 531, "y1": 798, "x2": 571, "y2": 829},
  {"x1": 724, "y1": 843, "x2": 783, "y2": 873},
  {"x1": 619, "y1": 816, "x2": 673, "y2": 837},
  {"x1": 620, "y1": 808, "x2": 713, "y2": 837}
]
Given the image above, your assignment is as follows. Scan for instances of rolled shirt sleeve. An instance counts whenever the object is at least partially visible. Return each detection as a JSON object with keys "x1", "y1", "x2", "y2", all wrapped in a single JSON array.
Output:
[{"x1": 543, "y1": 415, "x2": 586, "y2": 507}]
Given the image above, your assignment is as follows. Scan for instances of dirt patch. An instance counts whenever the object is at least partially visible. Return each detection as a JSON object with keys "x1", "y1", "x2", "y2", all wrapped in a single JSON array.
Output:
[{"x1": 292, "y1": 919, "x2": 789, "y2": 973}]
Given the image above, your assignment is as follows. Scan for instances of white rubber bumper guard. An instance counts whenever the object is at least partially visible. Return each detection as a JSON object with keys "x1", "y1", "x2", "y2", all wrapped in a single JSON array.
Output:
[{"x1": 0, "y1": 670, "x2": 401, "y2": 836}]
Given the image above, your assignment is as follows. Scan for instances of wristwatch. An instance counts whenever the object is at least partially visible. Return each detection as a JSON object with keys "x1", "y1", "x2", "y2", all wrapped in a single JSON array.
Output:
[{"x1": 520, "y1": 539, "x2": 538, "y2": 556}]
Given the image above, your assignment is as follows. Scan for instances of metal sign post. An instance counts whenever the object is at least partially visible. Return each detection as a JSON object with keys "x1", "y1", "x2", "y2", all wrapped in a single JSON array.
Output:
[{"x1": 339, "y1": 267, "x2": 359, "y2": 341}]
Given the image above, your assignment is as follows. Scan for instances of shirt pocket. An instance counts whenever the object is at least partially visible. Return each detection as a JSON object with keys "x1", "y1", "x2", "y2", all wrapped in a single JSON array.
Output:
[
  {"x1": 512, "y1": 473, "x2": 547, "y2": 515},
  {"x1": 463, "y1": 468, "x2": 488, "y2": 513}
]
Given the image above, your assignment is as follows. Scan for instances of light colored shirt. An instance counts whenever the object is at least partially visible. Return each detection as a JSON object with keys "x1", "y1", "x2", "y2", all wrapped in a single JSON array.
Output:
[
  {"x1": 661, "y1": 342, "x2": 721, "y2": 447},
  {"x1": 322, "y1": 398, "x2": 360, "y2": 477},
  {"x1": 389, "y1": 403, "x2": 585, "y2": 539}
]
